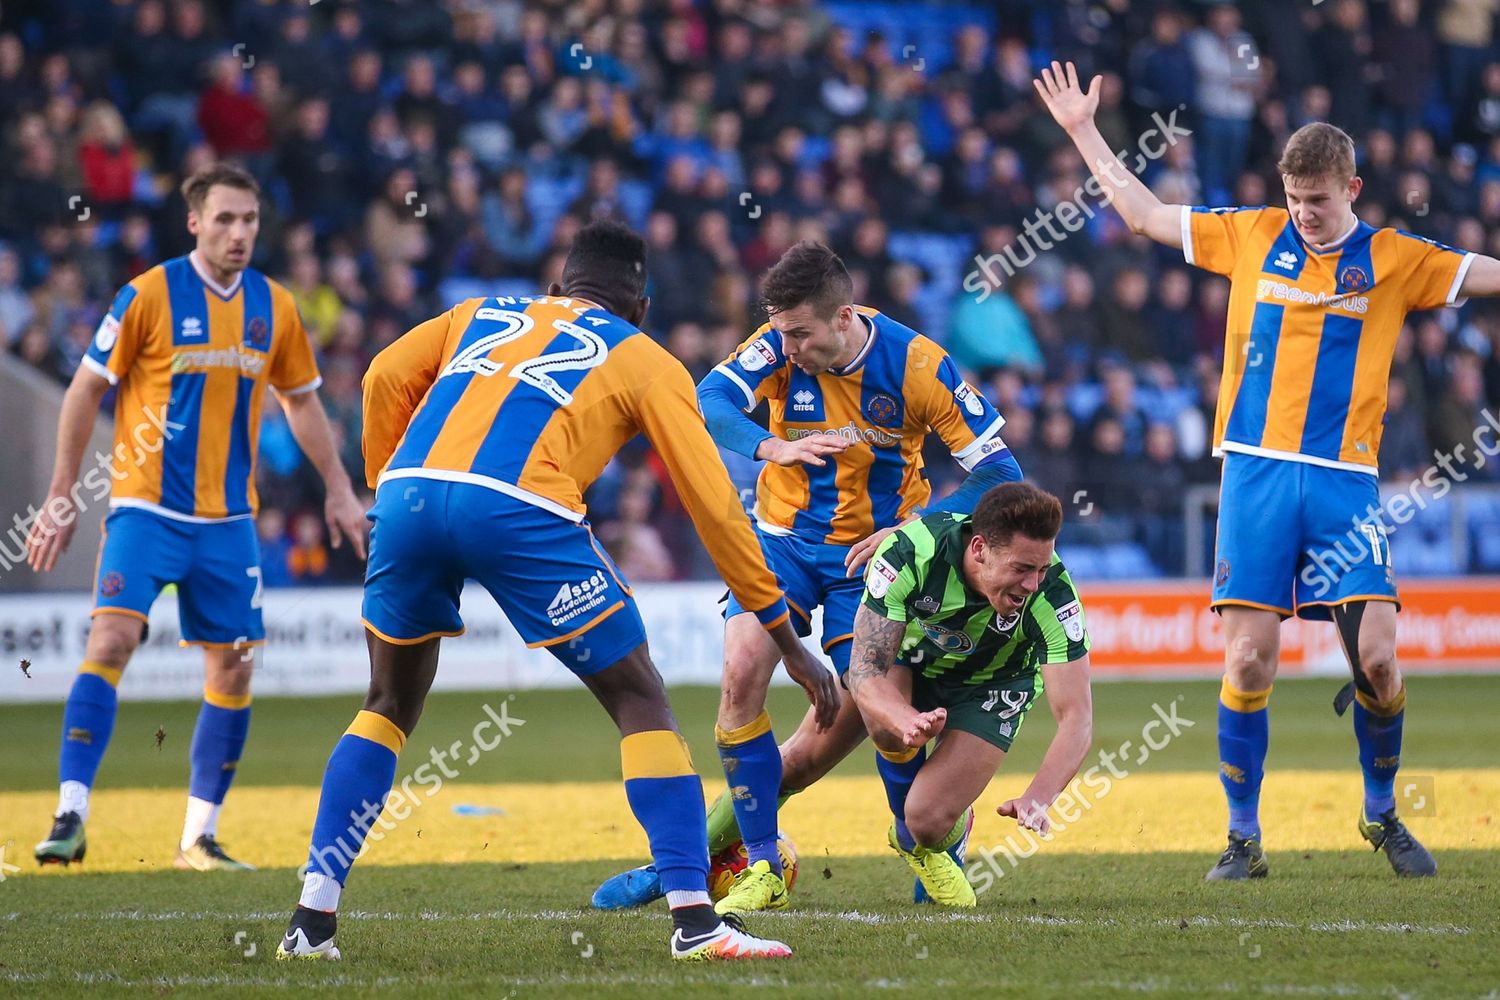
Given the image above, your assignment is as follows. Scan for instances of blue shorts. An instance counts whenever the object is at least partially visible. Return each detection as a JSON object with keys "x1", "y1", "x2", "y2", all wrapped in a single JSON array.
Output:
[
  {"x1": 725, "y1": 528, "x2": 862, "y2": 674},
  {"x1": 361, "y1": 478, "x2": 645, "y2": 675},
  {"x1": 1213, "y1": 452, "x2": 1397, "y2": 622},
  {"x1": 93, "y1": 507, "x2": 264, "y2": 646}
]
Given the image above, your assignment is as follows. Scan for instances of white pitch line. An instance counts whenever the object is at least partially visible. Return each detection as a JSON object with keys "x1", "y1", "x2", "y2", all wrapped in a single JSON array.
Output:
[
  {"x1": 9, "y1": 907, "x2": 1474, "y2": 937},
  {"x1": 1167, "y1": 915, "x2": 1471, "y2": 936},
  {"x1": 1080, "y1": 977, "x2": 1419, "y2": 999}
]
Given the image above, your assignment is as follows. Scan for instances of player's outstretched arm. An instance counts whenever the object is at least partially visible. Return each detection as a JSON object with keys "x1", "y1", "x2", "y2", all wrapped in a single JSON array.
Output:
[
  {"x1": 279, "y1": 390, "x2": 368, "y2": 560},
  {"x1": 997, "y1": 656, "x2": 1093, "y2": 836},
  {"x1": 847, "y1": 605, "x2": 946, "y2": 751},
  {"x1": 1034, "y1": 60, "x2": 1185, "y2": 248},
  {"x1": 26, "y1": 366, "x2": 112, "y2": 572}
]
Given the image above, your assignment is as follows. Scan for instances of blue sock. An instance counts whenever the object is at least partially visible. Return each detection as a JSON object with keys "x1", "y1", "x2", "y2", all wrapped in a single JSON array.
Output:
[
  {"x1": 305, "y1": 711, "x2": 405, "y2": 886},
  {"x1": 621, "y1": 730, "x2": 710, "y2": 895},
  {"x1": 716, "y1": 710, "x2": 783, "y2": 874},
  {"x1": 188, "y1": 691, "x2": 252, "y2": 804},
  {"x1": 1353, "y1": 685, "x2": 1405, "y2": 818},
  {"x1": 876, "y1": 745, "x2": 925, "y2": 850},
  {"x1": 1218, "y1": 679, "x2": 1270, "y2": 840},
  {"x1": 58, "y1": 663, "x2": 122, "y2": 794}
]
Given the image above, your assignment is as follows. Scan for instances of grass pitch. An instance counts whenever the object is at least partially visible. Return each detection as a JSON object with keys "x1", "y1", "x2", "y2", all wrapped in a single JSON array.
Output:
[{"x1": 2, "y1": 676, "x2": 1498, "y2": 997}]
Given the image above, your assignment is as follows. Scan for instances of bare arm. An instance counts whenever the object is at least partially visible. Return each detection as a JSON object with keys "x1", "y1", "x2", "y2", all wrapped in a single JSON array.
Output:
[
  {"x1": 280, "y1": 389, "x2": 367, "y2": 559},
  {"x1": 847, "y1": 604, "x2": 946, "y2": 751},
  {"x1": 1034, "y1": 61, "x2": 1185, "y2": 247},
  {"x1": 26, "y1": 368, "x2": 112, "y2": 572},
  {"x1": 1459, "y1": 253, "x2": 1500, "y2": 298},
  {"x1": 997, "y1": 656, "x2": 1094, "y2": 834}
]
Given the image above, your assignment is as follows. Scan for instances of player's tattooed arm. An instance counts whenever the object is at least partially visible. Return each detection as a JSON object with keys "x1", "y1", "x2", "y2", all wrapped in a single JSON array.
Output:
[
  {"x1": 845, "y1": 605, "x2": 904, "y2": 698},
  {"x1": 847, "y1": 606, "x2": 947, "y2": 750}
]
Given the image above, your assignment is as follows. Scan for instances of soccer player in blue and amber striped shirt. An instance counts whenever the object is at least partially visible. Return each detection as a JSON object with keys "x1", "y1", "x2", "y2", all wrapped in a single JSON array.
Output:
[
  {"x1": 278, "y1": 221, "x2": 828, "y2": 962},
  {"x1": 1039, "y1": 61, "x2": 1500, "y2": 880},
  {"x1": 27, "y1": 165, "x2": 367, "y2": 872}
]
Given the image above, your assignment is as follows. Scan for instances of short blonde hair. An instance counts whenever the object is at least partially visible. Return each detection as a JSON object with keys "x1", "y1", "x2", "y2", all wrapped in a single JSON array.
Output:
[{"x1": 1278, "y1": 123, "x2": 1357, "y2": 182}]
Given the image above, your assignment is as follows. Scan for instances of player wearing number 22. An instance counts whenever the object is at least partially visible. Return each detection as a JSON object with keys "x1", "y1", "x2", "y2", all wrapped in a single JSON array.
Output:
[
  {"x1": 279, "y1": 221, "x2": 827, "y2": 962},
  {"x1": 30, "y1": 165, "x2": 366, "y2": 874},
  {"x1": 1037, "y1": 60, "x2": 1500, "y2": 880}
]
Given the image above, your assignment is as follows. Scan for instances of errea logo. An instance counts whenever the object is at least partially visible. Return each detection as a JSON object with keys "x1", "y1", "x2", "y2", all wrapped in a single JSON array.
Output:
[
  {"x1": 1273, "y1": 250, "x2": 1298, "y2": 271},
  {"x1": 792, "y1": 389, "x2": 816, "y2": 412},
  {"x1": 180, "y1": 316, "x2": 205, "y2": 339}
]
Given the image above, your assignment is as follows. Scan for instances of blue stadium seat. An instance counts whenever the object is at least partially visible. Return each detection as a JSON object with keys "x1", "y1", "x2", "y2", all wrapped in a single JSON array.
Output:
[
  {"x1": 1056, "y1": 545, "x2": 1106, "y2": 580},
  {"x1": 1463, "y1": 493, "x2": 1500, "y2": 570},
  {"x1": 1102, "y1": 542, "x2": 1163, "y2": 579}
]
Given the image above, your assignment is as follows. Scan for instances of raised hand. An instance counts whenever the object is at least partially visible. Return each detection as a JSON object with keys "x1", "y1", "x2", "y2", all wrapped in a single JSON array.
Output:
[{"x1": 1033, "y1": 60, "x2": 1102, "y2": 135}]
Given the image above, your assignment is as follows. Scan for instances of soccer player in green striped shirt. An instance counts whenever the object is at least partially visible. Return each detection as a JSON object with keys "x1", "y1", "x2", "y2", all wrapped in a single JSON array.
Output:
[{"x1": 848, "y1": 482, "x2": 1094, "y2": 906}]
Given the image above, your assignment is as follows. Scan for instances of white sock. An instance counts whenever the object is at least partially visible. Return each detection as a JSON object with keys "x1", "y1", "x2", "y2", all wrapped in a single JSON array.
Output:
[
  {"x1": 665, "y1": 890, "x2": 713, "y2": 909},
  {"x1": 181, "y1": 796, "x2": 221, "y2": 850},
  {"x1": 300, "y1": 872, "x2": 342, "y2": 912},
  {"x1": 57, "y1": 780, "x2": 90, "y2": 821}
]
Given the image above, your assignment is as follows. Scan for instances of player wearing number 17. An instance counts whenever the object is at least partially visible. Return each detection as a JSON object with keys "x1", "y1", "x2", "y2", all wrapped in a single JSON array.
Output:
[
  {"x1": 1036, "y1": 61, "x2": 1500, "y2": 879},
  {"x1": 278, "y1": 221, "x2": 825, "y2": 962}
]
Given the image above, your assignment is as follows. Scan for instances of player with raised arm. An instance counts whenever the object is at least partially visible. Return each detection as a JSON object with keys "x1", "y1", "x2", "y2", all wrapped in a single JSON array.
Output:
[
  {"x1": 848, "y1": 482, "x2": 1093, "y2": 906},
  {"x1": 276, "y1": 221, "x2": 829, "y2": 962},
  {"x1": 1035, "y1": 61, "x2": 1500, "y2": 878},
  {"x1": 29, "y1": 164, "x2": 366, "y2": 872},
  {"x1": 592, "y1": 241, "x2": 1023, "y2": 912}
]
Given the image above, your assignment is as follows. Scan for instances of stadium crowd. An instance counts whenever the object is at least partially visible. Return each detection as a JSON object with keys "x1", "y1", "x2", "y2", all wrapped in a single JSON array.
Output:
[{"x1": 3, "y1": 0, "x2": 1500, "y2": 584}]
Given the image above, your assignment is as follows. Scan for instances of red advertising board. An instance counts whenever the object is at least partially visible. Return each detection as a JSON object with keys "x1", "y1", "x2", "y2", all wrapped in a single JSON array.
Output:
[{"x1": 1078, "y1": 578, "x2": 1500, "y2": 676}]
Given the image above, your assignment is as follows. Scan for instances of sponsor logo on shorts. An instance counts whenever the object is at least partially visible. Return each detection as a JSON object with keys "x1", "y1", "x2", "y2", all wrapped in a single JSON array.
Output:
[
  {"x1": 999, "y1": 719, "x2": 1014, "y2": 739},
  {"x1": 546, "y1": 571, "x2": 610, "y2": 627},
  {"x1": 868, "y1": 557, "x2": 898, "y2": 598},
  {"x1": 99, "y1": 571, "x2": 125, "y2": 598},
  {"x1": 739, "y1": 338, "x2": 776, "y2": 372}
]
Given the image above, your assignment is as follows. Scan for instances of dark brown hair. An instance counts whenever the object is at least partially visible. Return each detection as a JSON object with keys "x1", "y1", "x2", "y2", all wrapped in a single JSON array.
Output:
[
  {"x1": 180, "y1": 163, "x2": 260, "y2": 213},
  {"x1": 1277, "y1": 123, "x2": 1356, "y2": 182},
  {"x1": 760, "y1": 240, "x2": 853, "y2": 319},
  {"x1": 971, "y1": 482, "x2": 1063, "y2": 547}
]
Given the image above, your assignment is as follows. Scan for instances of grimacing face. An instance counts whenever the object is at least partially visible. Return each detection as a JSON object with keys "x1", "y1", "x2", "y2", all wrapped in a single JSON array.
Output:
[
  {"x1": 188, "y1": 183, "x2": 260, "y2": 277},
  {"x1": 770, "y1": 301, "x2": 860, "y2": 373},
  {"x1": 966, "y1": 532, "x2": 1056, "y2": 614},
  {"x1": 1282, "y1": 171, "x2": 1361, "y2": 245}
]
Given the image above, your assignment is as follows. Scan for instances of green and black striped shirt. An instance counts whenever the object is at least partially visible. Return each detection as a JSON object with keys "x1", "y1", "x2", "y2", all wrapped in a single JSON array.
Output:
[{"x1": 862, "y1": 512, "x2": 1089, "y2": 685}]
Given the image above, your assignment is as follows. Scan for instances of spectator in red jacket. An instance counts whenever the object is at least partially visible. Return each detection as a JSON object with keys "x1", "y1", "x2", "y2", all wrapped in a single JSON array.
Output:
[
  {"x1": 196, "y1": 54, "x2": 270, "y2": 158},
  {"x1": 77, "y1": 102, "x2": 135, "y2": 213}
]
